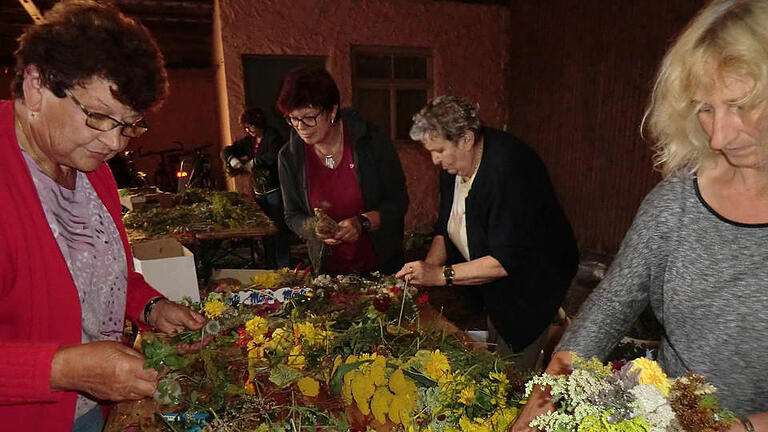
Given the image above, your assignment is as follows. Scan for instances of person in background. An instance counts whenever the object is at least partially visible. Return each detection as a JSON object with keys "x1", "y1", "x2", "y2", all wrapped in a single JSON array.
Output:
[
  {"x1": 277, "y1": 67, "x2": 409, "y2": 274},
  {"x1": 221, "y1": 107, "x2": 291, "y2": 269},
  {"x1": 0, "y1": 2, "x2": 206, "y2": 431},
  {"x1": 397, "y1": 95, "x2": 578, "y2": 370},
  {"x1": 513, "y1": 0, "x2": 768, "y2": 430}
]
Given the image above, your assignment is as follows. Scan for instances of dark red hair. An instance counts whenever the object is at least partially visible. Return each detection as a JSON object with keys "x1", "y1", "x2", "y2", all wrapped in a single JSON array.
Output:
[{"x1": 276, "y1": 67, "x2": 339, "y2": 115}]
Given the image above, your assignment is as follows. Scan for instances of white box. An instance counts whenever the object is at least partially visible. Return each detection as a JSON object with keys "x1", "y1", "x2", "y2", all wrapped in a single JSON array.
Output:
[{"x1": 132, "y1": 238, "x2": 200, "y2": 302}]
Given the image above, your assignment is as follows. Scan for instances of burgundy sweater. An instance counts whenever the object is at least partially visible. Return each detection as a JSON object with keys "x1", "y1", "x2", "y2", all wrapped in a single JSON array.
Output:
[{"x1": 0, "y1": 99, "x2": 161, "y2": 431}]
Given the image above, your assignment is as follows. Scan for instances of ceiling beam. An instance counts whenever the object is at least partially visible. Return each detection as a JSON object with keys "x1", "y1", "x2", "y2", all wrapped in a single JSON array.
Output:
[{"x1": 17, "y1": 0, "x2": 44, "y2": 24}]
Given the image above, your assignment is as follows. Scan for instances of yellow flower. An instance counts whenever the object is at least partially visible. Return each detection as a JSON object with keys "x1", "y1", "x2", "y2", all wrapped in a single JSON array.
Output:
[
  {"x1": 459, "y1": 385, "x2": 476, "y2": 405},
  {"x1": 203, "y1": 300, "x2": 226, "y2": 319},
  {"x1": 424, "y1": 349, "x2": 451, "y2": 382},
  {"x1": 342, "y1": 370, "x2": 356, "y2": 403},
  {"x1": 370, "y1": 387, "x2": 394, "y2": 424},
  {"x1": 297, "y1": 376, "x2": 320, "y2": 397},
  {"x1": 294, "y1": 321, "x2": 330, "y2": 347},
  {"x1": 245, "y1": 316, "x2": 269, "y2": 340},
  {"x1": 631, "y1": 357, "x2": 671, "y2": 396},
  {"x1": 389, "y1": 368, "x2": 418, "y2": 396},
  {"x1": 388, "y1": 393, "x2": 416, "y2": 425},
  {"x1": 351, "y1": 372, "x2": 376, "y2": 415},
  {"x1": 286, "y1": 345, "x2": 305, "y2": 370},
  {"x1": 370, "y1": 355, "x2": 388, "y2": 386}
]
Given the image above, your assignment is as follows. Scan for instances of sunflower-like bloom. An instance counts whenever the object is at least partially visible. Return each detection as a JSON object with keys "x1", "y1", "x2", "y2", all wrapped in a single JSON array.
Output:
[
  {"x1": 459, "y1": 385, "x2": 476, "y2": 406},
  {"x1": 245, "y1": 316, "x2": 269, "y2": 340},
  {"x1": 203, "y1": 300, "x2": 227, "y2": 319},
  {"x1": 424, "y1": 349, "x2": 451, "y2": 383}
]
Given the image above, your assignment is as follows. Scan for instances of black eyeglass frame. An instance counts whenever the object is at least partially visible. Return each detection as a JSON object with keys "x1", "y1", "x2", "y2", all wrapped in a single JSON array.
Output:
[
  {"x1": 66, "y1": 91, "x2": 149, "y2": 138},
  {"x1": 284, "y1": 111, "x2": 323, "y2": 128}
]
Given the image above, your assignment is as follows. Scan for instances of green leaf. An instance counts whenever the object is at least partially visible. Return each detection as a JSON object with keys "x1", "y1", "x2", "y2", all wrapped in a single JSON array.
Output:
[{"x1": 268, "y1": 364, "x2": 303, "y2": 387}]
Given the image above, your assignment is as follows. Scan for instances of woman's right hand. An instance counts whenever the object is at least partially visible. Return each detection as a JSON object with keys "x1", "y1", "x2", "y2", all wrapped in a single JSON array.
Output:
[
  {"x1": 50, "y1": 341, "x2": 159, "y2": 401},
  {"x1": 509, "y1": 351, "x2": 572, "y2": 431}
]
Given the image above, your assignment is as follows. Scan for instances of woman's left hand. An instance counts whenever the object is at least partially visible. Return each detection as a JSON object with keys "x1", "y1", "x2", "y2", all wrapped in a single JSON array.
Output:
[
  {"x1": 395, "y1": 261, "x2": 445, "y2": 287},
  {"x1": 149, "y1": 300, "x2": 211, "y2": 353},
  {"x1": 332, "y1": 217, "x2": 363, "y2": 243}
]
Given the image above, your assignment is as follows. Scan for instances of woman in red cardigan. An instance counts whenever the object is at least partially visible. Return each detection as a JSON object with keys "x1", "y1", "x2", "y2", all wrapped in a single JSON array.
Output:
[{"x1": 0, "y1": 2, "x2": 206, "y2": 431}]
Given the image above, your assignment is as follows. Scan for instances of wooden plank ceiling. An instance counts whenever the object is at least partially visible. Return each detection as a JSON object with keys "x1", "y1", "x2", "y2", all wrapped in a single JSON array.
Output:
[{"x1": 0, "y1": 0, "x2": 214, "y2": 68}]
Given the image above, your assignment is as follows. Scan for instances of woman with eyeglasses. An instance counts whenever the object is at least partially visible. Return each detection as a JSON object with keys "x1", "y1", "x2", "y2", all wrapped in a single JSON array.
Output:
[
  {"x1": 0, "y1": 2, "x2": 207, "y2": 431},
  {"x1": 277, "y1": 67, "x2": 409, "y2": 274}
]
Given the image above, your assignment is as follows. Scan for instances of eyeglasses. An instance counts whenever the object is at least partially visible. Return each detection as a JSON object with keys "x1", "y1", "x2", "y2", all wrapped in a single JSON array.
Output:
[
  {"x1": 67, "y1": 91, "x2": 149, "y2": 138},
  {"x1": 284, "y1": 111, "x2": 322, "y2": 128}
]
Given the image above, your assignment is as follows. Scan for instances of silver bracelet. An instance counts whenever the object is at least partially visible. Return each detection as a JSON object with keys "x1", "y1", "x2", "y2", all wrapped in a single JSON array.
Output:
[{"x1": 743, "y1": 417, "x2": 756, "y2": 432}]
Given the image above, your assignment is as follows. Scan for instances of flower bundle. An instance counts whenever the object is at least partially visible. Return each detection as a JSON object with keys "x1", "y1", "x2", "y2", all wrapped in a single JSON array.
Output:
[
  {"x1": 136, "y1": 272, "x2": 527, "y2": 432},
  {"x1": 524, "y1": 354, "x2": 734, "y2": 432}
]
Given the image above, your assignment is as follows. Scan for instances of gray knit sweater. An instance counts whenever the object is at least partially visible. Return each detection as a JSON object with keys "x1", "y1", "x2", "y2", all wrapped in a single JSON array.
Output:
[{"x1": 558, "y1": 178, "x2": 768, "y2": 415}]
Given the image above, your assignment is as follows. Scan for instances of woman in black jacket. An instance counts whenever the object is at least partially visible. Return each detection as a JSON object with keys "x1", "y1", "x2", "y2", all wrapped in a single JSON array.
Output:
[
  {"x1": 397, "y1": 95, "x2": 578, "y2": 369},
  {"x1": 277, "y1": 68, "x2": 408, "y2": 274},
  {"x1": 221, "y1": 107, "x2": 291, "y2": 268}
]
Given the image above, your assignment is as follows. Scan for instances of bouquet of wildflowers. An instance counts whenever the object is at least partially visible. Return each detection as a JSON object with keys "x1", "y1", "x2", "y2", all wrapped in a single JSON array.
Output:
[
  {"x1": 130, "y1": 271, "x2": 527, "y2": 432},
  {"x1": 524, "y1": 354, "x2": 734, "y2": 432}
]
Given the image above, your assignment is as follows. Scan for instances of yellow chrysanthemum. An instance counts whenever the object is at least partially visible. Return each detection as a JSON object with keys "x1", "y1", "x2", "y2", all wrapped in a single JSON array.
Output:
[
  {"x1": 245, "y1": 316, "x2": 269, "y2": 340},
  {"x1": 459, "y1": 385, "x2": 476, "y2": 405},
  {"x1": 251, "y1": 271, "x2": 286, "y2": 289},
  {"x1": 203, "y1": 300, "x2": 226, "y2": 319},
  {"x1": 424, "y1": 349, "x2": 451, "y2": 382},
  {"x1": 351, "y1": 372, "x2": 376, "y2": 415},
  {"x1": 342, "y1": 369, "x2": 357, "y2": 403},
  {"x1": 297, "y1": 376, "x2": 320, "y2": 397},
  {"x1": 370, "y1": 387, "x2": 394, "y2": 424},
  {"x1": 286, "y1": 345, "x2": 305, "y2": 370},
  {"x1": 631, "y1": 357, "x2": 671, "y2": 396}
]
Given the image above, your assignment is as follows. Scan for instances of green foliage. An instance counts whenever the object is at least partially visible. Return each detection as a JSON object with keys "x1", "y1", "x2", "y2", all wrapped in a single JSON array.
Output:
[
  {"x1": 268, "y1": 364, "x2": 303, "y2": 388},
  {"x1": 124, "y1": 189, "x2": 269, "y2": 236},
  {"x1": 142, "y1": 338, "x2": 192, "y2": 372}
]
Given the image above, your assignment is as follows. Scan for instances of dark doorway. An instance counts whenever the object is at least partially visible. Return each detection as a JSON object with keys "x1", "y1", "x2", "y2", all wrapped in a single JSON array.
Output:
[{"x1": 242, "y1": 55, "x2": 326, "y2": 138}]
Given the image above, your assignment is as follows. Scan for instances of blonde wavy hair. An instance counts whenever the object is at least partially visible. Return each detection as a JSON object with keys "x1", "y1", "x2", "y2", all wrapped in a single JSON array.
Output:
[{"x1": 644, "y1": 0, "x2": 768, "y2": 178}]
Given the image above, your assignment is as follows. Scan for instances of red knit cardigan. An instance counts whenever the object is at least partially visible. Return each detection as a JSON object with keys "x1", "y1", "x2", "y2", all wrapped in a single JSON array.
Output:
[{"x1": 0, "y1": 100, "x2": 162, "y2": 431}]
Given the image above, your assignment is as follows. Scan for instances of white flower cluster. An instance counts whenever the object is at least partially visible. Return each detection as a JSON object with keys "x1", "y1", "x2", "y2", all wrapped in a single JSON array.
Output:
[
  {"x1": 630, "y1": 384, "x2": 681, "y2": 432},
  {"x1": 312, "y1": 274, "x2": 334, "y2": 288}
]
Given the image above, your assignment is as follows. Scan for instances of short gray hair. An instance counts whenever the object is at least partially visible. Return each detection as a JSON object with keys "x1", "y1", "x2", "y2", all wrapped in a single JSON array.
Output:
[{"x1": 410, "y1": 95, "x2": 483, "y2": 143}]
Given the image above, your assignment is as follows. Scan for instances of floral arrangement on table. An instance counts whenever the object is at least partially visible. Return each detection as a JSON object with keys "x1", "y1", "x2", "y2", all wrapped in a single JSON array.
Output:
[
  {"x1": 131, "y1": 271, "x2": 529, "y2": 432},
  {"x1": 123, "y1": 188, "x2": 270, "y2": 237},
  {"x1": 524, "y1": 354, "x2": 735, "y2": 432}
]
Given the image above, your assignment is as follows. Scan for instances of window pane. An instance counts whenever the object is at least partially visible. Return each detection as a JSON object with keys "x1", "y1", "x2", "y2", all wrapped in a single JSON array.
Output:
[
  {"x1": 355, "y1": 89, "x2": 390, "y2": 136},
  {"x1": 355, "y1": 54, "x2": 391, "y2": 79},
  {"x1": 394, "y1": 56, "x2": 427, "y2": 79},
  {"x1": 396, "y1": 89, "x2": 427, "y2": 140}
]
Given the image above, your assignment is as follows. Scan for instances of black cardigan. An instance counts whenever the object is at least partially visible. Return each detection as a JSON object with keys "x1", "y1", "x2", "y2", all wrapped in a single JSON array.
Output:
[
  {"x1": 437, "y1": 128, "x2": 579, "y2": 351},
  {"x1": 278, "y1": 108, "x2": 409, "y2": 273}
]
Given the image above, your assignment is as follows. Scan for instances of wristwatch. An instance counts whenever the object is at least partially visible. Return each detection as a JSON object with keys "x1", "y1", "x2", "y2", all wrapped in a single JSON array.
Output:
[
  {"x1": 357, "y1": 214, "x2": 371, "y2": 232},
  {"x1": 442, "y1": 265, "x2": 455, "y2": 287}
]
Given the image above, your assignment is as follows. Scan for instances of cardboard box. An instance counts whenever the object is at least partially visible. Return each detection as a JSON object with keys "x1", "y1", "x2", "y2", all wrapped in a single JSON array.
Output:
[
  {"x1": 120, "y1": 187, "x2": 174, "y2": 211},
  {"x1": 132, "y1": 238, "x2": 200, "y2": 302}
]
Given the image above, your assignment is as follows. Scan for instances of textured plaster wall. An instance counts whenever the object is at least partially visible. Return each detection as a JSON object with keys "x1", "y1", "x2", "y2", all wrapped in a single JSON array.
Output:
[
  {"x1": 218, "y1": 0, "x2": 510, "y2": 230},
  {"x1": 129, "y1": 68, "x2": 221, "y2": 188}
]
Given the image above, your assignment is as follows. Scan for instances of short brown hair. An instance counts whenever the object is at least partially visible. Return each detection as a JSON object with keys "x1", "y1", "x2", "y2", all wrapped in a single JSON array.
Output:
[
  {"x1": 276, "y1": 67, "x2": 339, "y2": 115},
  {"x1": 12, "y1": 0, "x2": 168, "y2": 113}
]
